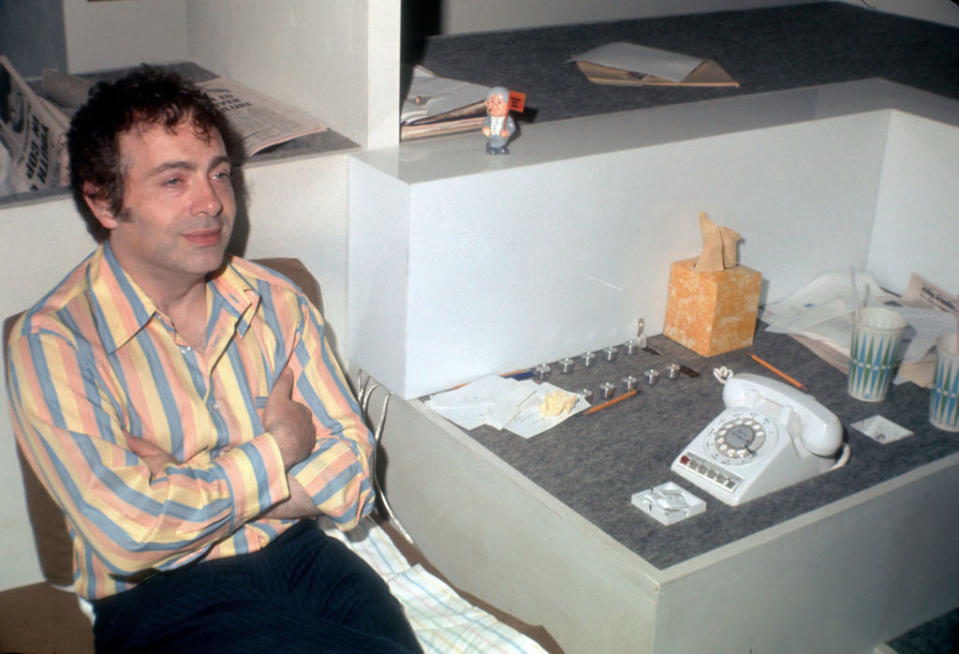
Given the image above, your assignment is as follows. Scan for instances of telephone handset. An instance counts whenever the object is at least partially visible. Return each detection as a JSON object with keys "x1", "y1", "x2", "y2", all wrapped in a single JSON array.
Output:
[{"x1": 671, "y1": 373, "x2": 846, "y2": 506}]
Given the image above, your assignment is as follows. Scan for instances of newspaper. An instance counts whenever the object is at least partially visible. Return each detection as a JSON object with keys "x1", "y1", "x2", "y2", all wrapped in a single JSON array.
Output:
[
  {"x1": 1, "y1": 58, "x2": 328, "y2": 196},
  {"x1": 400, "y1": 66, "x2": 487, "y2": 125},
  {"x1": 895, "y1": 274, "x2": 958, "y2": 386},
  {"x1": 399, "y1": 66, "x2": 487, "y2": 141},
  {"x1": 197, "y1": 77, "x2": 327, "y2": 158},
  {"x1": 0, "y1": 56, "x2": 69, "y2": 193}
]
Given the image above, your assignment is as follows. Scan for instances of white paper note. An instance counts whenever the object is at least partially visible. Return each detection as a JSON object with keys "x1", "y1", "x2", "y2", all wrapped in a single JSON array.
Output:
[{"x1": 568, "y1": 42, "x2": 703, "y2": 82}]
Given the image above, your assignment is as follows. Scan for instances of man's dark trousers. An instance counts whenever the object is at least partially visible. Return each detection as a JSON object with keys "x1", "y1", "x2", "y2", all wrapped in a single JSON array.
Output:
[{"x1": 92, "y1": 519, "x2": 422, "y2": 653}]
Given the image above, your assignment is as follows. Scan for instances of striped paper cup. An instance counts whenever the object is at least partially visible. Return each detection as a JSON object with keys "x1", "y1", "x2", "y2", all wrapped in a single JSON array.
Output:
[
  {"x1": 847, "y1": 307, "x2": 907, "y2": 402},
  {"x1": 930, "y1": 333, "x2": 959, "y2": 432}
]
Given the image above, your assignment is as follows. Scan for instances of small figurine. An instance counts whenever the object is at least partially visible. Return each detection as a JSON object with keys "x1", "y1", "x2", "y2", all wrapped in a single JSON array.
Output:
[{"x1": 481, "y1": 86, "x2": 516, "y2": 155}]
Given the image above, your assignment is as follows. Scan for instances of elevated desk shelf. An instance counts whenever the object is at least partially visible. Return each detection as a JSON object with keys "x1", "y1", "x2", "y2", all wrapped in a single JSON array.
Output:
[
  {"x1": 378, "y1": 329, "x2": 959, "y2": 653},
  {"x1": 414, "y1": 3, "x2": 959, "y2": 126}
]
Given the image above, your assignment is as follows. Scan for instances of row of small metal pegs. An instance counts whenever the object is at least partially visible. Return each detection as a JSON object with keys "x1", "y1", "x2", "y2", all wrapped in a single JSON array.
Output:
[{"x1": 530, "y1": 339, "x2": 689, "y2": 403}]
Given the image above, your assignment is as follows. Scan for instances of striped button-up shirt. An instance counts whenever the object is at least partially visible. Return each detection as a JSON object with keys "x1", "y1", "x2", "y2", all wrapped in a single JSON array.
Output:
[{"x1": 6, "y1": 244, "x2": 374, "y2": 599}]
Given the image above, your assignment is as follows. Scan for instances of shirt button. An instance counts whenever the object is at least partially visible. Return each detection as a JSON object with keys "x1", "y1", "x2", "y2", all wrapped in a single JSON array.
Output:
[
  {"x1": 179, "y1": 345, "x2": 192, "y2": 354},
  {"x1": 210, "y1": 401, "x2": 220, "y2": 411}
]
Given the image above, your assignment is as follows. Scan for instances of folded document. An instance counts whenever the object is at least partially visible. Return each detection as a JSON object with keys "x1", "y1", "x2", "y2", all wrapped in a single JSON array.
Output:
[
  {"x1": 426, "y1": 375, "x2": 589, "y2": 438},
  {"x1": 569, "y1": 42, "x2": 739, "y2": 87}
]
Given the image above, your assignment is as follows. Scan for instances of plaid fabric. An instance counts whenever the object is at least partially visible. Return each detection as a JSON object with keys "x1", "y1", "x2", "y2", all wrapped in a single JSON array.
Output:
[{"x1": 321, "y1": 517, "x2": 548, "y2": 654}]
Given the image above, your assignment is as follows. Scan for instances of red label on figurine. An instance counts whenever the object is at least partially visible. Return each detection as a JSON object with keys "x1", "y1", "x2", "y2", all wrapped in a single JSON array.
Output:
[{"x1": 508, "y1": 91, "x2": 526, "y2": 113}]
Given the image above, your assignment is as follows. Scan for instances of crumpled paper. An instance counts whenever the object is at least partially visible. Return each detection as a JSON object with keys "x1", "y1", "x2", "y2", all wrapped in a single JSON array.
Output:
[{"x1": 693, "y1": 211, "x2": 741, "y2": 272}]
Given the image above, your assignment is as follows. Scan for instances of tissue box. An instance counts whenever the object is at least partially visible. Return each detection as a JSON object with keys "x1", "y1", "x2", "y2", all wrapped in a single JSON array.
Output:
[{"x1": 663, "y1": 258, "x2": 761, "y2": 357}]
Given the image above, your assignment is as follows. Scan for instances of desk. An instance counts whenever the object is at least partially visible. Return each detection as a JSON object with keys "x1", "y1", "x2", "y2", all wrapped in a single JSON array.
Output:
[{"x1": 372, "y1": 329, "x2": 959, "y2": 653}]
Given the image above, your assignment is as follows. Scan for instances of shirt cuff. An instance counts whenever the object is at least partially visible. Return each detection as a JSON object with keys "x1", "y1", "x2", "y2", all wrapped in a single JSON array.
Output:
[
  {"x1": 217, "y1": 435, "x2": 290, "y2": 527},
  {"x1": 290, "y1": 443, "x2": 372, "y2": 528}
]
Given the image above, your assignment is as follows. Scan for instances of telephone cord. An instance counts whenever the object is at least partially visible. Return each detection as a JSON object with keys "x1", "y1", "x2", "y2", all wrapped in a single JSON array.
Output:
[
  {"x1": 830, "y1": 442, "x2": 852, "y2": 471},
  {"x1": 712, "y1": 366, "x2": 735, "y2": 384}
]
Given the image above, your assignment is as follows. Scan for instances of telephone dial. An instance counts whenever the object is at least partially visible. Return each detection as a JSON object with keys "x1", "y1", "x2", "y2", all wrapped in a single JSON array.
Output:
[{"x1": 671, "y1": 373, "x2": 847, "y2": 506}]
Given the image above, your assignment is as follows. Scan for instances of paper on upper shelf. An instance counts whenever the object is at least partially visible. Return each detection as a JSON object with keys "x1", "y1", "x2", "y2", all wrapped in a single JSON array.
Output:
[
  {"x1": 400, "y1": 66, "x2": 488, "y2": 124},
  {"x1": 568, "y1": 42, "x2": 703, "y2": 82},
  {"x1": 568, "y1": 41, "x2": 739, "y2": 87},
  {"x1": 197, "y1": 77, "x2": 327, "y2": 157}
]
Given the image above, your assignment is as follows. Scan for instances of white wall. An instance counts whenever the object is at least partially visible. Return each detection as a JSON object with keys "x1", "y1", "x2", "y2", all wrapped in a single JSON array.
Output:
[
  {"x1": 62, "y1": 0, "x2": 188, "y2": 73},
  {"x1": 349, "y1": 106, "x2": 891, "y2": 399},
  {"x1": 58, "y1": 0, "x2": 399, "y2": 148},
  {"x1": 186, "y1": 0, "x2": 399, "y2": 149},
  {"x1": 239, "y1": 155, "x2": 353, "y2": 352},
  {"x1": 833, "y1": 0, "x2": 959, "y2": 28},
  {"x1": 867, "y1": 111, "x2": 959, "y2": 294},
  {"x1": 438, "y1": 0, "x2": 802, "y2": 34}
]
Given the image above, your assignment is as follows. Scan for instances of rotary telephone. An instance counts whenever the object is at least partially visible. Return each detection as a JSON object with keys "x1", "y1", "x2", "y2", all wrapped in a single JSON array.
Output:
[{"x1": 671, "y1": 373, "x2": 846, "y2": 506}]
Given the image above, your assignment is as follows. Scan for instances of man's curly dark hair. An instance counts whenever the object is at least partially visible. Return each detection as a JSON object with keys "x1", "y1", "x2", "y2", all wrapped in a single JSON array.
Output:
[{"x1": 67, "y1": 66, "x2": 238, "y2": 242}]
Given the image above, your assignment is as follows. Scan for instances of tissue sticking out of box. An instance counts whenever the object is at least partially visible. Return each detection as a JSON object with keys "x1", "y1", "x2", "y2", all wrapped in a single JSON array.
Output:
[
  {"x1": 663, "y1": 211, "x2": 761, "y2": 356},
  {"x1": 693, "y1": 212, "x2": 742, "y2": 273}
]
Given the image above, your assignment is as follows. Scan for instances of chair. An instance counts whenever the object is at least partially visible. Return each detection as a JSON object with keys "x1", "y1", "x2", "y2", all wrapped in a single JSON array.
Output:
[{"x1": 3, "y1": 315, "x2": 94, "y2": 654}]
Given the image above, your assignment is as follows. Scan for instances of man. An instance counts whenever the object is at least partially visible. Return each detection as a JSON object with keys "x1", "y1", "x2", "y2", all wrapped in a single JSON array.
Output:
[
  {"x1": 481, "y1": 86, "x2": 516, "y2": 155},
  {"x1": 5, "y1": 67, "x2": 421, "y2": 653}
]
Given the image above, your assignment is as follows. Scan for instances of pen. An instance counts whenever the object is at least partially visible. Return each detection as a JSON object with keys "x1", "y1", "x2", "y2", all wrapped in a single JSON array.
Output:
[
  {"x1": 581, "y1": 389, "x2": 638, "y2": 416},
  {"x1": 444, "y1": 368, "x2": 533, "y2": 391},
  {"x1": 746, "y1": 352, "x2": 808, "y2": 392},
  {"x1": 502, "y1": 369, "x2": 534, "y2": 381}
]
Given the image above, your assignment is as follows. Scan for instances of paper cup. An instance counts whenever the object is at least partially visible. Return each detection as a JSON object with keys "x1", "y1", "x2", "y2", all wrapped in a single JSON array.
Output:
[
  {"x1": 847, "y1": 307, "x2": 907, "y2": 402},
  {"x1": 930, "y1": 333, "x2": 959, "y2": 432}
]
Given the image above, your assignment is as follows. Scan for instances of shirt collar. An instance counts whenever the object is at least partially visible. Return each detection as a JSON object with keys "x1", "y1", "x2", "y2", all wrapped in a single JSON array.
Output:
[
  {"x1": 208, "y1": 257, "x2": 260, "y2": 337},
  {"x1": 86, "y1": 244, "x2": 259, "y2": 353},
  {"x1": 87, "y1": 243, "x2": 160, "y2": 353}
]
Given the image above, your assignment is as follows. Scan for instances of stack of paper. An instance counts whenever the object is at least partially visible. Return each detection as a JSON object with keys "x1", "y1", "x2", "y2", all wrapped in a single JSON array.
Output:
[
  {"x1": 400, "y1": 66, "x2": 488, "y2": 141},
  {"x1": 425, "y1": 375, "x2": 590, "y2": 439},
  {"x1": 761, "y1": 272, "x2": 956, "y2": 386}
]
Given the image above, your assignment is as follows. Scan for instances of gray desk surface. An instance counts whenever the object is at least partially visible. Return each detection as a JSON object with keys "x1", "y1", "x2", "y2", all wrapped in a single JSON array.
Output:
[{"x1": 460, "y1": 327, "x2": 959, "y2": 570}]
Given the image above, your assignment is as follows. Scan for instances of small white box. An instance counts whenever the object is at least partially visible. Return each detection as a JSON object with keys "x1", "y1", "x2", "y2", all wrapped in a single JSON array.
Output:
[
  {"x1": 851, "y1": 414, "x2": 913, "y2": 444},
  {"x1": 631, "y1": 481, "x2": 706, "y2": 525}
]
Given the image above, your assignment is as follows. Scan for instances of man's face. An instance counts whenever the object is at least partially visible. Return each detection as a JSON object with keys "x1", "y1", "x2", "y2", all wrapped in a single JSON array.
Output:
[
  {"x1": 486, "y1": 94, "x2": 508, "y2": 118},
  {"x1": 95, "y1": 118, "x2": 235, "y2": 288}
]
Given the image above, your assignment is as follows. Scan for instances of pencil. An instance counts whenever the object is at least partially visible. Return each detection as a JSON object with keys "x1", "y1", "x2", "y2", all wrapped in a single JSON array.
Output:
[
  {"x1": 582, "y1": 389, "x2": 638, "y2": 416},
  {"x1": 746, "y1": 352, "x2": 808, "y2": 392}
]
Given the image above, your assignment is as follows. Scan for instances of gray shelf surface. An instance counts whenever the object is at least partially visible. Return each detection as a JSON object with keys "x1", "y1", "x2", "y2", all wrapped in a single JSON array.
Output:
[{"x1": 414, "y1": 3, "x2": 959, "y2": 125}]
